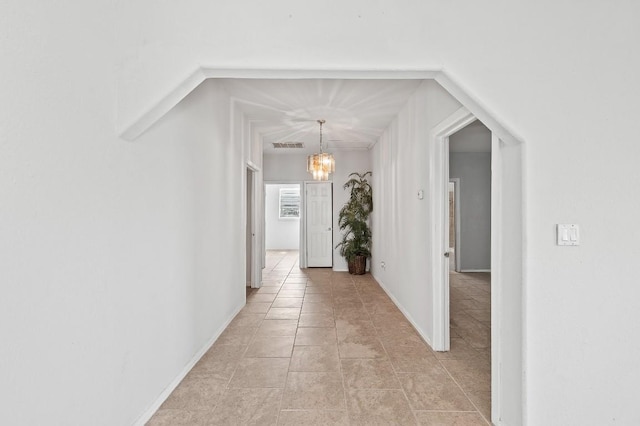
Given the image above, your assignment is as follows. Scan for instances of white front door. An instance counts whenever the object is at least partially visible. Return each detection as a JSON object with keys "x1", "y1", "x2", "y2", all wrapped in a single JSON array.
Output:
[{"x1": 305, "y1": 182, "x2": 333, "y2": 267}]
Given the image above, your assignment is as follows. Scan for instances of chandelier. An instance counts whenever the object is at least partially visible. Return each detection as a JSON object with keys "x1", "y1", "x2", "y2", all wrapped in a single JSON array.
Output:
[{"x1": 307, "y1": 119, "x2": 335, "y2": 181}]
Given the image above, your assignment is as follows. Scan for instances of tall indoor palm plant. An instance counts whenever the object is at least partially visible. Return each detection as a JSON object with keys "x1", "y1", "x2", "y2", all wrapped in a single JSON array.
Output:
[{"x1": 335, "y1": 171, "x2": 373, "y2": 274}]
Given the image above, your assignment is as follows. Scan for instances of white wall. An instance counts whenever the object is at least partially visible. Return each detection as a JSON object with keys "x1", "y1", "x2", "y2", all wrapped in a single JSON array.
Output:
[
  {"x1": 449, "y1": 152, "x2": 491, "y2": 271},
  {"x1": 265, "y1": 184, "x2": 300, "y2": 250},
  {"x1": 264, "y1": 151, "x2": 372, "y2": 271},
  {"x1": 0, "y1": 21, "x2": 245, "y2": 423},
  {"x1": 5, "y1": 1, "x2": 640, "y2": 424},
  {"x1": 371, "y1": 80, "x2": 462, "y2": 343}
]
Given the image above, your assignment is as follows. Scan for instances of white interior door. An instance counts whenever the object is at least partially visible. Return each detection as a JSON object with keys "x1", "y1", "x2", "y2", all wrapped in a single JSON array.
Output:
[{"x1": 305, "y1": 182, "x2": 333, "y2": 267}]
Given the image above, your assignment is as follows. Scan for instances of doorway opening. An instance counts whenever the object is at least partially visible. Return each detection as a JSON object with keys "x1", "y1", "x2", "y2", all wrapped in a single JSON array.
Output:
[
  {"x1": 264, "y1": 183, "x2": 301, "y2": 262},
  {"x1": 431, "y1": 106, "x2": 523, "y2": 425},
  {"x1": 447, "y1": 120, "x2": 493, "y2": 420}
]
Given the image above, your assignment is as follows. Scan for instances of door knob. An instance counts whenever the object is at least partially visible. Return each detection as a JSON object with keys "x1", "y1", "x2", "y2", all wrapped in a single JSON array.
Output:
[
  {"x1": 327, "y1": 228, "x2": 332, "y2": 231},
  {"x1": 443, "y1": 252, "x2": 450, "y2": 258}
]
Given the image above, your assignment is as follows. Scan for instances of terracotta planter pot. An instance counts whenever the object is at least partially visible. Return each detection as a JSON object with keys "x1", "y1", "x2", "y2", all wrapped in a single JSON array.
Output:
[{"x1": 348, "y1": 255, "x2": 367, "y2": 275}]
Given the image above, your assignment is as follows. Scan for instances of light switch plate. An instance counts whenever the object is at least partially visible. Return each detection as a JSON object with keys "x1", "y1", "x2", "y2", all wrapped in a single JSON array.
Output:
[{"x1": 557, "y1": 224, "x2": 579, "y2": 246}]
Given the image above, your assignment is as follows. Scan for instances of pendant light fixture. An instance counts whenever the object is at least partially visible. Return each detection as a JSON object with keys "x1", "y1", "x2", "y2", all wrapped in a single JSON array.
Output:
[{"x1": 307, "y1": 119, "x2": 335, "y2": 181}]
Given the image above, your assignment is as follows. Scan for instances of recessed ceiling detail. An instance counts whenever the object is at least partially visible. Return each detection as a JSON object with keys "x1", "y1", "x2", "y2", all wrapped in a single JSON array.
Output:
[
  {"x1": 222, "y1": 79, "x2": 425, "y2": 155},
  {"x1": 272, "y1": 142, "x2": 304, "y2": 149}
]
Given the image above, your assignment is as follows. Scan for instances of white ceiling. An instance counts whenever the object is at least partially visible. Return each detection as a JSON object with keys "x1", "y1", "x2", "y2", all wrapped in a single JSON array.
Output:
[{"x1": 221, "y1": 79, "x2": 424, "y2": 155}]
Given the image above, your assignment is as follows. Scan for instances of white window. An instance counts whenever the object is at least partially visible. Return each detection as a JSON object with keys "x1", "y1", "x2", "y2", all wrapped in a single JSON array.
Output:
[{"x1": 279, "y1": 188, "x2": 300, "y2": 219}]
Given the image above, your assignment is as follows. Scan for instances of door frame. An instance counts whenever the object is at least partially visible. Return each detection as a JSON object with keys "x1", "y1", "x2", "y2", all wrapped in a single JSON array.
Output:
[
  {"x1": 430, "y1": 106, "x2": 525, "y2": 425},
  {"x1": 431, "y1": 107, "x2": 477, "y2": 352},
  {"x1": 246, "y1": 161, "x2": 262, "y2": 288},
  {"x1": 449, "y1": 177, "x2": 462, "y2": 272}
]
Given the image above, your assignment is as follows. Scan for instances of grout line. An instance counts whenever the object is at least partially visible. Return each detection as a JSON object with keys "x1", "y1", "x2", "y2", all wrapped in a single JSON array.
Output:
[
  {"x1": 335, "y1": 274, "x2": 353, "y2": 420},
  {"x1": 274, "y1": 257, "x2": 297, "y2": 426}
]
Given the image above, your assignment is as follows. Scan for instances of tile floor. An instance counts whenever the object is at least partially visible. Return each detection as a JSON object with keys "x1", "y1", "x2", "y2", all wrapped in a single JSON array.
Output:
[{"x1": 147, "y1": 250, "x2": 491, "y2": 425}]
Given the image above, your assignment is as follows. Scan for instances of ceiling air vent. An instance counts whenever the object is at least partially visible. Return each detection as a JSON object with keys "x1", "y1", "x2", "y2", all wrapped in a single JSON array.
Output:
[{"x1": 272, "y1": 142, "x2": 304, "y2": 149}]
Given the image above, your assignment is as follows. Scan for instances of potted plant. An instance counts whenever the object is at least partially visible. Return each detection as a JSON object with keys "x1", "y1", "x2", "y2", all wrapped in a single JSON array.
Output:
[{"x1": 335, "y1": 171, "x2": 373, "y2": 275}]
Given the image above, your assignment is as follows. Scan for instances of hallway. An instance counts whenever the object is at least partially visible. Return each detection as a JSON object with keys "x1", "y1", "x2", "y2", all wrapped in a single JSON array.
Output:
[{"x1": 147, "y1": 251, "x2": 491, "y2": 425}]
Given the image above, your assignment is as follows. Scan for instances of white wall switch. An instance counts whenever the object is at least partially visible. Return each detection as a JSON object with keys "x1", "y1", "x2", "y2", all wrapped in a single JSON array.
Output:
[{"x1": 557, "y1": 224, "x2": 579, "y2": 246}]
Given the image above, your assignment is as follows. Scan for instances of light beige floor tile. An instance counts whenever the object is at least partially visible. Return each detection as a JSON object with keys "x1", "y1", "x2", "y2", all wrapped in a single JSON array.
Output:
[
  {"x1": 265, "y1": 307, "x2": 301, "y2": 320},
  {"x1": 335, "y1": 319, "x2": 377, "y2": 337},
  {"x1": 245, "y1": 336, "x2": 295, "y2": 358},
  {"x1": 372, "y1": 315, "x2": 414, "y2": 330},
  {"x1": 256, "y1": 320, "x2": 298, "y2": 337},
  {"x1": 247, "y1": 293, "x2": 278, "y2": 303},
  {"x1": 295, "y1": 327, "x2": 337, "y2": 346},
  {"x1": 377, "y1": 329, "x2": 426, "y2": 347},
  {"x1": 465, "y1": 309, "x2": 491, "y2": 323},
  {"x1": 338, "y1": 334, "x2": 387, "y2": 359},
  {"x1": 208, "y1": 388, "x2": 281, "y2": 425},
  {"x1": 333, "y1": 306, "x2": 370, "y2": 321},
  {"x1": 398, "y1": 368, "x2": 476, "y2": 411},
  {"x1": 145, "y1": 409, "x2": 211, "y2": 426},
  {"x1": 385, "y1": 345, "x2": 439, "y2": 373},
  {"x1": 307, "y1": 280, "x2": 332, "y2": 286},
  {"x1": 455, "y1": 323, "x2": 490, "y2": 350},
  {"x1": 277, "y1": 410, "x2": 349, "y2": 425},
  {"x1": 271, "y1": 297, "x2": 303, "y2": 308},
  {"x1": 451, "y1": 298, "x2": 483, "y2": 311},
  {"x1": 346, "y1": 389, "x2": 416, "y2": 425},
  {"x1": 281, "y1": 372, "x2": 346, "y2": 409},
  {"x1": 228, "y1": 357, "x2": 290, "y2": 388},
  {"x1": 466, "y1": 390, "x2": 492, "y2": 421},
  {"x1": 290, "y1": 344, "x2": 340, "y2": 372},
  {"x1": 471, "y1": 294, "x2": 490, "y2": 304},
  {"x1": 215, "y1": 326, "x2": 257, "y2": 346},
  {"x1": 280, "y1": 285, "x2": 307, "y2": 293},
  {"x1": 255, "y1": 286, "x2": 281, "y2": 294},
  {"x1": 433, "y1": 338, "x2": 480, "y2": 360},
  {"x1": 303, "y1": 294, "x2": 334, "y2": 304},
  {"x1": 304, "y1": 286, "x2": 331, "y2": 294},
  {"x1": 230, "y1": 312, "x2": 266, "y2": 327},
  {"x1": 160, "y1": 372, "x2": 226, "y2": 411},
  {"x1": 450, "y1": 328, "x2": 462, "y2": 338},
  {"x1": 284, "y1": 277, "x2": 308, "y2": 284},
  {"x1": 299, "y1": 312, "x2": 335, "y2": 328},
  {"x1": 413, "y1": 411, "x2": 488, "y2": 426},
  {"x1": 301, "y1": 302, "x2": 333, "y2": 314},
  {"x1": 191, "y1": 345, "x2": 246, "y2": 379},
  {"x1": 332, "y1": 294, "x2": 360, "y2": 302},
  {"x1": 242, "y1": 302, "x2": 273, "y2": 314},
  {"x1": 278, "y1": 289, "x2": 306, "y2": 298},
  {"x1": 439, "y1": 359, "x2": 491, "y2": 393},
  {"x1": 341, "y1": 358, "x2": 401, "y2": 389},
  {"x1": 333, "y1": 296, "x2": 362, "y2": 306}
]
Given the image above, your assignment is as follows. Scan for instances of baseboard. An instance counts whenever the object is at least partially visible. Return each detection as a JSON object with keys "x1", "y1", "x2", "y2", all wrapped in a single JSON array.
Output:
[
  {"x1": 371, "y1": 273, "x2": 433, "y2": 348},
  {"x1": 132, "y1": 302, "x2": 245, "y2": 426},
  {"x1": 332, "y1": 268, "x2": 371, "y2": 273},
  {"x1": 460, "y1": 269, "x2": 491, "y2": 273}
]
